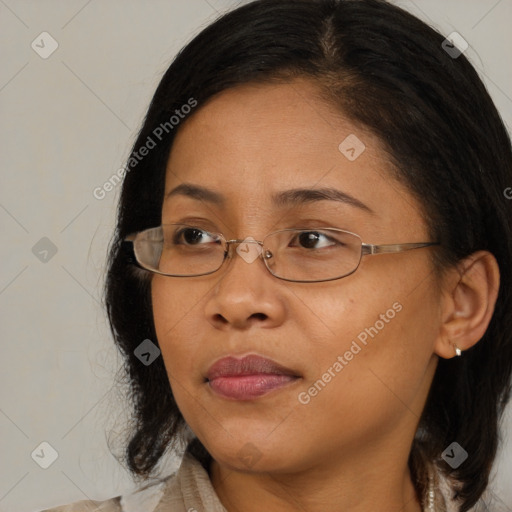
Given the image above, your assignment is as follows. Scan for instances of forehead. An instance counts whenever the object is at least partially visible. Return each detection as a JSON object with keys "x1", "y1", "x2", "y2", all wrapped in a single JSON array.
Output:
[{"x1": 168, "y1": 79, "x2": 378, "y2": 171}]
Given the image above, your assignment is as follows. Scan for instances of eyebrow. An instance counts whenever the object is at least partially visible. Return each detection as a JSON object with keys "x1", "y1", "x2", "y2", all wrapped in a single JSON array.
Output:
[{"x1": 165, "y1": 183, "x2": 374, "y2": 214}]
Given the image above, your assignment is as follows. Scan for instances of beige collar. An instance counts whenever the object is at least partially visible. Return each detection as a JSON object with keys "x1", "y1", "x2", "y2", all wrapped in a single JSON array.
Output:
[{"x1": 121, "y1": 451, "x2": 479, "y2": 512}]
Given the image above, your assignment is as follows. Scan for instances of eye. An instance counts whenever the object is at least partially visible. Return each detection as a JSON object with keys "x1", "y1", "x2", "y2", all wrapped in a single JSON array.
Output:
[
  {"x1": 172, "y1": 227, "x2": 219, "y2": 246},
  {"x1": 290, "y1": 230, "x2": 338, "y2": 250}
]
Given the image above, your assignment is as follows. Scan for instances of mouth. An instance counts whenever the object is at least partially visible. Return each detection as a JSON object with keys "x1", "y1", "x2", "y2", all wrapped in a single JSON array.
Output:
[{"x1": 206, "y1": 354, "x2": 301, "y2": 401}]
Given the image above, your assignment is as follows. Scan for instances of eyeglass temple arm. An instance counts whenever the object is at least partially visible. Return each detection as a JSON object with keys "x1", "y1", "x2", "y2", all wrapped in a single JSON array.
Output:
[{"x1": 362, "y1": 242, "x2": 439, "y2": 255}]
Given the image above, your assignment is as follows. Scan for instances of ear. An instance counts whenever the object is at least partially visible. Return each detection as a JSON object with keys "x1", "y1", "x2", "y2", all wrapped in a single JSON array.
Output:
[{"x1": 434, "y1": 251, "x2": 500, "y2": 359}]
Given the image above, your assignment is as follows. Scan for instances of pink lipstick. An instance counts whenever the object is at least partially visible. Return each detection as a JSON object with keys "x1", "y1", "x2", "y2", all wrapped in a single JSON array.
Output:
[{"x1": 206, "y1": 355, "x2": 300, "y2": 400}]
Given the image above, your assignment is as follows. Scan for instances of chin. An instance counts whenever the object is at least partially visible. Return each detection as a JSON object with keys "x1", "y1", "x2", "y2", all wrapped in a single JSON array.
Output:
[{"x1": 198, "y1": 429, "x2": 304, "y2": 474}]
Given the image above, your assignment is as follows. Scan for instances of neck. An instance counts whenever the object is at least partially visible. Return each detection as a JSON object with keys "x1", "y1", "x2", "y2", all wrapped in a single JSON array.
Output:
[{"x1": 209, "y1": 448, "x2": 423, "y2": 512}]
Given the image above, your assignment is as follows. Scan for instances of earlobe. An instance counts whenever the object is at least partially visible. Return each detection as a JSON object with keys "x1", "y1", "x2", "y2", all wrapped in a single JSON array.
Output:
[{"x1": 434, "y1": 250, "x2": 500, "y2": 359}]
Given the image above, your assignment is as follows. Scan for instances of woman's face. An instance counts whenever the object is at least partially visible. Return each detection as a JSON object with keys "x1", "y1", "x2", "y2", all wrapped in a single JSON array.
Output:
[{"x1": 152, "y1": 79, "x2": 441, "y2": 474}]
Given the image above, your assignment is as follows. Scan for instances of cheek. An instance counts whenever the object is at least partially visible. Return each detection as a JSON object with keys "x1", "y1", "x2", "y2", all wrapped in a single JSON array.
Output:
[
  {"x1": 291, "y1": 266, "x2": 440, "y2": 424},
  {"x1": 151, "y1": 278, "x2": 206, "y2": 383},
  {"x1": 151, "y1": 275, "x2": 242, "y2": 413}
]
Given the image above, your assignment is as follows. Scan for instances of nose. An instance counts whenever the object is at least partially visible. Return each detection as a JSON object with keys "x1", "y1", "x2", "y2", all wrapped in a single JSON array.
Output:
[{"x1": 203, "y1": 238, "x2": 285, "y2": 330}]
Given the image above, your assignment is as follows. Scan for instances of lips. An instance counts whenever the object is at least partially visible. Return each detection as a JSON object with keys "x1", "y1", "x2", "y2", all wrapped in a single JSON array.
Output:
[
  {"x1": 206, "y1": 354, "x2": 300, "y2": 400},
  {"x1": 207, "y1": 354, "x2": 298, "y2": 380}
]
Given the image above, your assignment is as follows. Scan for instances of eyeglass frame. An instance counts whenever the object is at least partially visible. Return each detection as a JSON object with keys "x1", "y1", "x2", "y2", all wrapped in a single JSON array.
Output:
[{"x1": 124, "y1": 224, "x2": 440, "y2": 283}]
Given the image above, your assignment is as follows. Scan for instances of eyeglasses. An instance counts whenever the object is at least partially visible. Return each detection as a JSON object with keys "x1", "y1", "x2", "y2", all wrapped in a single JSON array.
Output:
[{"x1": 124, "y1": 224, "x2": 440, "y2": 283}]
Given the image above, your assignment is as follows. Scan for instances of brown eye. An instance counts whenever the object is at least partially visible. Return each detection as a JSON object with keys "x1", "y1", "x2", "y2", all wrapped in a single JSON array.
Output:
[
  {"x1": 172, "y1": 227, "x2": 220, "y2": 246},
  {"x1": 290, "y1": 231, "x2": 337, "y2": 250}
]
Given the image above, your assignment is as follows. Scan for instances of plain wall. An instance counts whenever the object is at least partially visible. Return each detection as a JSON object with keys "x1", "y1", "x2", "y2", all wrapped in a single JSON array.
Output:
[{"x1": 0, "y1": 1, "x2": 511, "y2": 511}]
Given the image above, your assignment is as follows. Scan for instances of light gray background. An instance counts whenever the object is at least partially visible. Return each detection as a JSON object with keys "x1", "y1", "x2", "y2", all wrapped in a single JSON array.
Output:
[{"x1": 1, "y1": 1, "x2": 511, "y2": 511}]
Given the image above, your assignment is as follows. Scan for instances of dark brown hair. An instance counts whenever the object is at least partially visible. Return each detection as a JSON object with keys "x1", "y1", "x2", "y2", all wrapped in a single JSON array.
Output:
[{"x1": 104, "y1": 1, "x2": 512, "y2": 510}]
